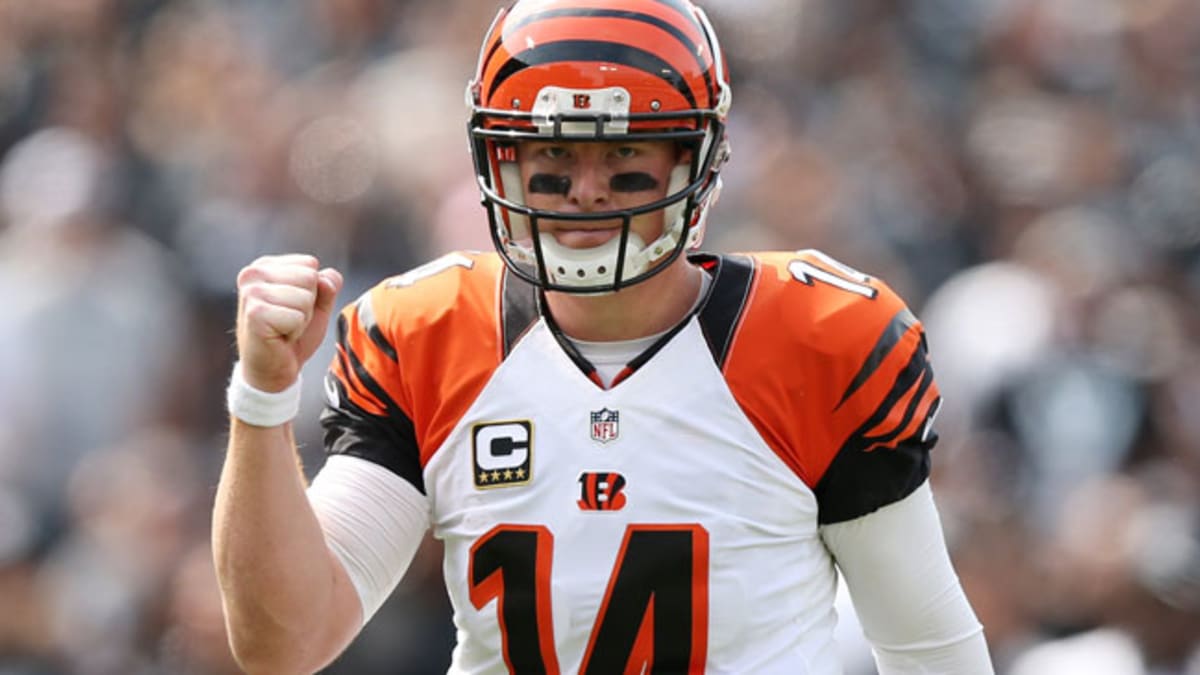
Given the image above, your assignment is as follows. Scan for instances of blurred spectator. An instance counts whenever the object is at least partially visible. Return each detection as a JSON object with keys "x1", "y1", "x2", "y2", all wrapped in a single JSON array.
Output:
[{"x1": 0, "y1": 126, "x2": 189, "y2": 558}]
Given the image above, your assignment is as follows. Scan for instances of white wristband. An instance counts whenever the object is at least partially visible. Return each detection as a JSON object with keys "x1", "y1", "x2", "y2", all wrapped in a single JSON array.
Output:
[{"x1": 226, "y1": 362, "x2": 303, "y2": 427}]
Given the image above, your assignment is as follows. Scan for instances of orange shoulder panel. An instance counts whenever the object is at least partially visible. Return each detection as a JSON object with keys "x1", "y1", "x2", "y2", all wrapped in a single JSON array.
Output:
[
  {"x1": 330, "y1": 252, "x2": 506, "y2": 467},
  {"x1": 721, "y1": 251, "x2": 939, "y2": 488}
]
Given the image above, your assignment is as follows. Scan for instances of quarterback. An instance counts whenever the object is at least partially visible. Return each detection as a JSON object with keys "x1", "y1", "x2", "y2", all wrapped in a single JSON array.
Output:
[{"x1": 212, "y1": 1, "x2": 996, "y2": 673}]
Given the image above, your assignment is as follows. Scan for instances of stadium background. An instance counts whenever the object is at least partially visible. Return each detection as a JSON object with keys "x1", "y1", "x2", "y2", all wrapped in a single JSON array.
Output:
[{"x1": 0, "y1": 0, "x2": 1198, "y2": 673}]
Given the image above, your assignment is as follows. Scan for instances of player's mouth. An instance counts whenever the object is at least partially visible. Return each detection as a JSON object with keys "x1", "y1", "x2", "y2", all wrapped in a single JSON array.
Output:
[{"x1": 548, "y1": 225, "x2": 622, "y2": 248}]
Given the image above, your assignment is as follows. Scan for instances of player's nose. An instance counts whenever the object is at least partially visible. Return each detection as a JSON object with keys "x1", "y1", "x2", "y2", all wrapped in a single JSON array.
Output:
[{"x1": 566, "y1": 160, "x2": 611, "y2": 211}]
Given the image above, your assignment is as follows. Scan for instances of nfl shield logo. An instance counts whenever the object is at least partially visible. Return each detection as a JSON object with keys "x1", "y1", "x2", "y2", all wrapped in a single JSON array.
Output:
[{"x1": 590, "y1": 408, "x2": 620, "y2": 444}]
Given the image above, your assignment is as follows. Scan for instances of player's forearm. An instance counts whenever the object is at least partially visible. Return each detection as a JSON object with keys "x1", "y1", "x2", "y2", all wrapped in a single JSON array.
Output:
[{"x1": 212, "y1": 420, "x2": 357, "y2": 674}]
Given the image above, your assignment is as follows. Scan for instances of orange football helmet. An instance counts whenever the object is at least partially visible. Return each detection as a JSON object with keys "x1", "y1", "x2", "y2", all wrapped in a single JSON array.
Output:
[{"x1": 467, "y1": 0, "x2": 732, "y2": 293}]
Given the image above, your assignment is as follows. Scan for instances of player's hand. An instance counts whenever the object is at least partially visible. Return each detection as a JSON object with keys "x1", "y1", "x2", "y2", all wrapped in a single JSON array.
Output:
[{"x1": 236, "y1": 254, "x2": 344, "y2": 393}]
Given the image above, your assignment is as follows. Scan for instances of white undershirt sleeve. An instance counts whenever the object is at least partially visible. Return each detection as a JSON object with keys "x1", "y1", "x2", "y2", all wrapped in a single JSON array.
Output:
[
  {"x1": 306, "y1": 454, "x2": 431, "y2": 625},
  {"x1": 819, "y1": 480, "x2": 995, "y2": 675}
]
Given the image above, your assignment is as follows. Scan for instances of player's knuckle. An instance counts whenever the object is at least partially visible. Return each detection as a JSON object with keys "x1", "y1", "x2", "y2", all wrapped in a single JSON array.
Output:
[
  {"x1": 244, "y1": 297, "x2": 286, "y2": 325},
  {"x1": 237, "y1": 264, "x2": 266, "y2": 287},
  {"x1": 275, "y1": 284, "x2": 312, "y2": 309},
  {"x1": 240, "y1": 281, "x2": 271, "y2": 303},
  {"x1": 242, "y1": 297, "x2": 267, "y2": 320},
  {"x1": 294, "y1": 267, "x2": 320, "y2": 290}
]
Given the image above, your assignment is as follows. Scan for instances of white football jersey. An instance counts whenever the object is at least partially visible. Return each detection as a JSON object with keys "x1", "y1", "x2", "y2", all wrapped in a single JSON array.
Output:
[{"x1": 322, "y1": 251, "x2": 941, "y2": 674}]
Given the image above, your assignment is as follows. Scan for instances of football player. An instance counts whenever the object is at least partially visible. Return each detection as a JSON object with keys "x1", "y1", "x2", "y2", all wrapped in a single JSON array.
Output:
[{"x1": 213, "y1": 1, "x2": 996, "y2": 673}]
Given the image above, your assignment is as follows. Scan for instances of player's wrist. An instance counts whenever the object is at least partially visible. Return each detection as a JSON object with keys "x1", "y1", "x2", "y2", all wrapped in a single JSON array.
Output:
[{"x1": 227, "y1": 361, "x2": 302, "y2": 427}]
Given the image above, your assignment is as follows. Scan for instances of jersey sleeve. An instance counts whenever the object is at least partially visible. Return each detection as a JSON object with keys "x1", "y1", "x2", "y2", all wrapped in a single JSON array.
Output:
[
  {"x1": 813, "y1": 302, "x2": 940, "y2": 524},
  {"x1": 321, "y1": 285, "x2": 425, "y2": 494},
  {"x1": 721, "y1": 251, "x2": 942, "y2": 525},
  {"x1": 319, "y1": 252, "x2": 507, "y2": 495}
]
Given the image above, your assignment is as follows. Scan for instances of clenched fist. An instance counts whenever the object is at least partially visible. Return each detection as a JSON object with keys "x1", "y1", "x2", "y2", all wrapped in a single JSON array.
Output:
[{"x1": 236, "y1": 254, "x2": 343, "y2": 393}]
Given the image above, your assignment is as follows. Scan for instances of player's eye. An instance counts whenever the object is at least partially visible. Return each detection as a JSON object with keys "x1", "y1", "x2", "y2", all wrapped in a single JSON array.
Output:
[
  {"x1": 541, "y1": 146, "x2": 571, "y2": 160},
  {"x1": 612, "y1": 146, "x2": 638, "y2": 159}
]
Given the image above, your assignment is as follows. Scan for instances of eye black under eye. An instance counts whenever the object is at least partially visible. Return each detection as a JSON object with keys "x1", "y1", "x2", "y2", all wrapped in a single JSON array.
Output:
[
  {"x1": 528, "y1": 174, "x2": 571, "y2": 195},
  {"x1": 609, "y1": 172, "x2": 659, "y2": 192},
  {"x1": 527, "y1": 172, "x2": 660, "y2": 195}
]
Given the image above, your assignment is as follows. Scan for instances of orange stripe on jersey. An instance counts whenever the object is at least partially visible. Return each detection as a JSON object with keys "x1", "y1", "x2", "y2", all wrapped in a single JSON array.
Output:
[
  {"x1": 857, "y1": 356, "x2": 925, "y2": 441},
  {"x1": 722, "y1": 251, "x2": 934, "y2": 491},
  {"x1": 328, "y1": 252, "x2": 508, "y2": 467},
  {"x1": 889, "y1": 378, "x2": 940, "y2": 447}
]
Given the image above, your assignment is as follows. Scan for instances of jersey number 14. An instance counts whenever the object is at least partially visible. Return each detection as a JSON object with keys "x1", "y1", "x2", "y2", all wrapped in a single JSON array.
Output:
[{"x1": 469, "y1": 524, "x2": 709, "y2": 674}]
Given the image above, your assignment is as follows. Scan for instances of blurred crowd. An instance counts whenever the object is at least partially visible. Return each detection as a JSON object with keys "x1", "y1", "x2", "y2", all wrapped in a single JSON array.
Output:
[{"x1": 0, "y1": 0, "x2": 1197, "y2": 673}]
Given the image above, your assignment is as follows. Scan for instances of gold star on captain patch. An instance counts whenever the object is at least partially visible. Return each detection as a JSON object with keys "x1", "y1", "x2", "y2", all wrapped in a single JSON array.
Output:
[
  {"x1": 491, "y1": 470, "x2": 501, "y2": 482},
  {"x1": 515, "y1": 467, "x2": 526, "y2": 479},
  {"x1": 503, "y1": 469, "x2": 513, "y2": 480},
  {"x1": 478, "y1": 471, "x2": 489, "y2": 484}
]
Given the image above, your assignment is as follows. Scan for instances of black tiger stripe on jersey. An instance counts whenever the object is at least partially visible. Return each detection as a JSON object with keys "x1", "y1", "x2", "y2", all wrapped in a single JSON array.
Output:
[
  {"x1": 333, "y1": 345, "x2": 377, "y2": 409},
  {"x1": 336, "y1": 314, "x2": 405, "y2": 417},
  {"x1": 814, "y1": 344, "x2": 936, "y2": 524},
  {"x1": 695, "y1": 253, "x2": 755, "y2": 369},
  {"x1": 488, "y1": 8, "x2": 715, "y2": 104},
  {"x1": 501, "y1": 267, "x2": 540, "y2": 358},
  {"x1": 842, "y1": 343, "x2": 935, "y2": 454},
  {"x1": 334, "y1": 318, "x2": 385, "y2": 411},
  {"x1": 489, "y1": 40, "x2": 698, "y2": 109},
  {"x1": 859, "y1": 366, "x2": 936, "y2": 450},
  {"x1": 355, "y1": 295, "x2": 398, "y2": 362},
  {"x1": 835, "y1": 307, "x2": 918, "y2": 410}
]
